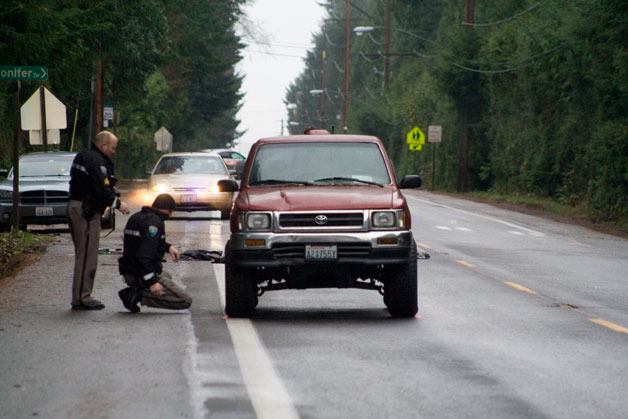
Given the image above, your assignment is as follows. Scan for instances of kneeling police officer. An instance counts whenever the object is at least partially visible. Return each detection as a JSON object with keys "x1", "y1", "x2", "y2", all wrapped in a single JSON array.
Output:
[{"x1": 118, "y1": 194, "x2": 192, "y2": 313}]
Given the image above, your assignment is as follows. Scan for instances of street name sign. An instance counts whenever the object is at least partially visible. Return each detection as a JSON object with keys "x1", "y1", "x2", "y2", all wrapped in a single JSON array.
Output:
[{"x1": 0, "y1": 65, "x2": 48, "y2": 81}]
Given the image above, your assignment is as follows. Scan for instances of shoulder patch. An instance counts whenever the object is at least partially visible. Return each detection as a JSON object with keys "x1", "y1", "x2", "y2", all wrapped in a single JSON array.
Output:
[
  {"x1": 100, "y1": 165, "x2": 107, "y2": 175},
  {"x1": 148, "y1": 225, "x2": 159, "y2": 237}
]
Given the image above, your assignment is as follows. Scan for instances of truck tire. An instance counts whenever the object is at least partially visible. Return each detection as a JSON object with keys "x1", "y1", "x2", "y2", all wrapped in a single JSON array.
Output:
[
  {"x1": 224, "y1": 243, "x2": 257, "y2": 318},
  {"x1": 385, "y1": 242, "x2": 418, "y2": 318}
]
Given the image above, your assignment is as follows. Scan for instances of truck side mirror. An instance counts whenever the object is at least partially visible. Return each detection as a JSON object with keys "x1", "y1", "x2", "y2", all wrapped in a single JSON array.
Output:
[{"x1": 399, "y1": 175, "x2": 422, "y2": 189}]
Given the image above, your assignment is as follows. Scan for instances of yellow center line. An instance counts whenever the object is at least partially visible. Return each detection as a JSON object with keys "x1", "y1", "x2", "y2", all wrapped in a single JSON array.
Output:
[
  {"x1": 456, "y1": 260, "x2": 475, "y2": 268},
  {"x1": 590, "y1": 318, "x2": 628, "y2": 334},
  {"x1": 503, "y1": 281, "x2": 537, "y2": 294},
  {"x1": 417, "y1": 242, "x2": 431, "y2": 249}
]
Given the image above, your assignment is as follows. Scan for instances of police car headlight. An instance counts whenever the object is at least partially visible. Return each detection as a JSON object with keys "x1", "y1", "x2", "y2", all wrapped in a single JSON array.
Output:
[
  {"x1": 371, "y1": 210, "x2": 405, "y2": 228},
  {"x1": 0, "y1": 190, "x2": 12, "y2": 201},
  {"x1": 151, "y1": 183, "x2": 169, "y2": 193},
  {"x1": 246, "y1": 212, "x2": 271, "y2": 230}
]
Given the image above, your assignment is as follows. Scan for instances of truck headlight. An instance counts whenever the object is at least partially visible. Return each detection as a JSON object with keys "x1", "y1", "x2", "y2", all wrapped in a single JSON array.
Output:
[
  {"x1": 0, "y1": 190, "x2": 12, "y2": 201},
  {"x1": 246, "y1": 212, "x2": 271, "y2": 230},
  {"x1": 371, "y1": 210, "x2": 405, "y2": 228},
  {"x1": 372, "y1": 211, "x2": 395, "y2": 227}
]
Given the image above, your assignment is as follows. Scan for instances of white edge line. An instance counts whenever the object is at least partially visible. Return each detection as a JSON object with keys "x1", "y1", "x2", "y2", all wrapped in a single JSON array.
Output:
[
  {"x1": 213, "y1": 263, "x2": 300, "y2": 419},
  {"x1": 179, "y1": 225, "x2": 209, "y2": 419},
  {"x1": 408, "y1": 196, "x2": 545, "y2": 236}
]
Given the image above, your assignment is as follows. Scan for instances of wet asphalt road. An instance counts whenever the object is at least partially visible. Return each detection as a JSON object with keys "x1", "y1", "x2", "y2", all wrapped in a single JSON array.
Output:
[{"x1": 1, "y1": 187, "x2": 627, "y2": 419}]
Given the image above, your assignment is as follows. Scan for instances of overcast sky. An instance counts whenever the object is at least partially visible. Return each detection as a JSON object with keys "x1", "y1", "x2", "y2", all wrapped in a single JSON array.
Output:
[{"x1": 235, "y1": 0, "x2": 326, "y2": 155}]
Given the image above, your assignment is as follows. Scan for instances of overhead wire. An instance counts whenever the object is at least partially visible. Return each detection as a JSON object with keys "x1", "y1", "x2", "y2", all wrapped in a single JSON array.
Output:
[
  {"x1": 247, "y1": 49, "x2": 305, "y2": 59},
  {"x1": 462, "y1": 0, "x2": 548, "y2": 27},
  {"x1": 348, "y1": 1, "x2": 375, "y2": 20}
]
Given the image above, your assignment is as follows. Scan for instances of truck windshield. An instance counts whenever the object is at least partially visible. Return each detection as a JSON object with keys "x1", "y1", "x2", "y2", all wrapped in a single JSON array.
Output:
[{"x1": 248, "y1": 142, "x2": 391, "y2": 186}]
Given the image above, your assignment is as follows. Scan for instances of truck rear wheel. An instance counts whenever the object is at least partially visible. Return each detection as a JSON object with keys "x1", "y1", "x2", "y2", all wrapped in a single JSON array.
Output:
[
  {"x1": 224, "y1": 244, "x2": 257, "y2": 318},
  {"x1": 385, "y1": 242, "x2": 418, "y2": 318}
]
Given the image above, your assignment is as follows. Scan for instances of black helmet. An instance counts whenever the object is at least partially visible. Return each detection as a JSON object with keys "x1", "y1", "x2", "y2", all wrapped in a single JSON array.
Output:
[{"x1": 152, "y1": 194, "x2": 176, "y2": 211}]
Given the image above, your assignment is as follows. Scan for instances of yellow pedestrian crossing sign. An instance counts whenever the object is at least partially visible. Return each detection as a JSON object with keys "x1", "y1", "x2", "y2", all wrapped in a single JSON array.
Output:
[{"x1": 406, "y1": 126, "x2": 425, "y2": 151}]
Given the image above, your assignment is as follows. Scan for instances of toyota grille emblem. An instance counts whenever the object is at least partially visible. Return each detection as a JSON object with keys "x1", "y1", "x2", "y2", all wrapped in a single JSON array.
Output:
[{"x1": 314, "y1": 214, "x2": 328, "y2": 225}]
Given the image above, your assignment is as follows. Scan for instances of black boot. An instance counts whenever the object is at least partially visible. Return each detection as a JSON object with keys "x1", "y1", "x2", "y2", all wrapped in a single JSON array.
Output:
[{"x1": 118, "y1": 287, "x2": 140, "y2": 313}]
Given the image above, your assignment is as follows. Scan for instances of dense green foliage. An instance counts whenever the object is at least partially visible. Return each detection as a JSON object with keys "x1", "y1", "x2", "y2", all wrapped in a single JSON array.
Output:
[
  {"x1": 286, "y1": 0, "x2": 627, "y2": 222},
  {"x1": 0, "y1": 0, "x2": 245, "y2": 178}
]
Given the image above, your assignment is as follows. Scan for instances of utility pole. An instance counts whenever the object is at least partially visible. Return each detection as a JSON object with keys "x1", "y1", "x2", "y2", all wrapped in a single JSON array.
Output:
[
  {"x1": 87, "y1": 73, "x2": 95, "y2": 147},
  {"x1": 342, "y1": 0, "x2": 351, "y2": 133},
  {"x1": 383, "y1": 0, "x2": 392, "y2": 90},
  {"x1": 320, "y1": 49, "x2": 328, "y2": 128},
  {"x1": 94, "y1": 59, "x2": 105, "y2": 138},
  {"x1": 457, "y1": 0, "x2": 473, "y2": 192}
]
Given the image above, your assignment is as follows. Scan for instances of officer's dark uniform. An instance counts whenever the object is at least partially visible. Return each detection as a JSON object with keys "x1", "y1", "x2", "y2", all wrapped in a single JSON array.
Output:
[
  {"x1": 69, "y1": 144, "x2": 120, "y2": 219},
  {"x1": 118, "y1": 204, "x2": 192, "y2": 312},
  {"x1": 68, "y1": 144, "x2": 120, "y2": 309}
]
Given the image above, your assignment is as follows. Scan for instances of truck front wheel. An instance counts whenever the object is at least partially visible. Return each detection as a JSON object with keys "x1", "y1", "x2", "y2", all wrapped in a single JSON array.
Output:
[
  {"x1": 224, "y1": 245, "x2": 257, "y2": 318},
  {"x1": 384, "y1": 242, "x2": 418, "y2": 318}
]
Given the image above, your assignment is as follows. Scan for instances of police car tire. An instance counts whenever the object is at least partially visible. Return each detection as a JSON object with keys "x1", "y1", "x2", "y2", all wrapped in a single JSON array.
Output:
[
  {"x1": 385, "y1": 242, "x2": 418, "y2": 318},
  {"x1": 224, "y1": 244, "x2": 257, "y2": 318}
]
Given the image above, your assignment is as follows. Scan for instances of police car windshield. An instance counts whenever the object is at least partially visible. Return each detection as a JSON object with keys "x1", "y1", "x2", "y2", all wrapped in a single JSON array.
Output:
[
  {"x1": 153, "y1": 156, "x2": 228, "y2": 175},
  {"x1": 16, "y1": 156, "x2": 74, "y2": 178}
]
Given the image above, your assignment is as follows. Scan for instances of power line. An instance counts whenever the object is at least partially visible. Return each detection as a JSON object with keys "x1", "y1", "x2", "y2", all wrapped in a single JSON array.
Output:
[
  {"x1": 323, "y1": 31, "x2": 339, "y2": 47},
  {"x1": 247, "y1": 40, "x2": 311, "y2": 50},
  {"x1": 348, "y1": 1, "x2": 374, "y2": 20},
  {"x1": 247, "y1": 50, "x2": 305, "y2": 59},
  {"x1": 359, "y1": 51, "x2": 379, "y2": 63},
  {"x1": 412, "y1": 43, "x2": 565, "y2": 74},
  {"x1": 462, "y1": 0, "x2": 548, "y2": 27}
]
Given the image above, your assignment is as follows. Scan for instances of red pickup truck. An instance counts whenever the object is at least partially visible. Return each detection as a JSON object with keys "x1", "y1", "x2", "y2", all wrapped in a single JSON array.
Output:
[{"x1": 219, "y1": 131, "x2": 422, "y2": 318}]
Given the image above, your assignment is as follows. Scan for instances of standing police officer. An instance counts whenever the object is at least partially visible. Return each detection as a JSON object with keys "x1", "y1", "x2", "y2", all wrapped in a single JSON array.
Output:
[
  {"x1": 118, "y1": 194, "x2": 192, "y2": 313},
  {"x1": 68, "y1": 131, "x2": 130, "y2": 310}
]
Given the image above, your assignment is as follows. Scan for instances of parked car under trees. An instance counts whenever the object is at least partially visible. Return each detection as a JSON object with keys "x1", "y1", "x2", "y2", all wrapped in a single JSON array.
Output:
[{"x1": 0, "y1": 152, "x2": 114, "y2": 232}]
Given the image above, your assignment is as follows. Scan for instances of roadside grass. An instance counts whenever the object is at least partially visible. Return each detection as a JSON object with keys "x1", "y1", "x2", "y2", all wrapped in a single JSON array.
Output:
[
  {"x1": 461, "y1": 191, "x2": 628, "y2": 237},
  {"x1": 0, "y1": 231, "x2": 54, "y2": 279}
]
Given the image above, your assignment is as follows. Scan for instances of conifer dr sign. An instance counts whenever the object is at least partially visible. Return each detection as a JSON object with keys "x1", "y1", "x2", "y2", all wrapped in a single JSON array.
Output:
[{"x1": 0, "y1": 65, "x2": 48, "y2": 81}]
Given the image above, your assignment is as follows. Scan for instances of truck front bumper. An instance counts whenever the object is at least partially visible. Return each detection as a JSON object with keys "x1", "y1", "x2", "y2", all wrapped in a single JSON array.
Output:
[{"x1": 228, "y1": 230, "x2": 414, "y2": 268}]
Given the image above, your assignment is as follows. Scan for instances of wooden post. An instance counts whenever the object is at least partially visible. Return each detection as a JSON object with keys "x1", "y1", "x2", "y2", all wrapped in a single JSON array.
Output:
[
  {"x1": 320, "y1": 49, "x2": 327, "y2": 128},
  {"x1": 383, "y1": 0, "x2": 392, "y2": 90},
  {"x1": 342, "y1": 0, "x2": 351, "y2": 132},
  {"x1": 94, "y1": 59, "x2": 105, "y2": 137},
  {"x1": 39, "y1": 85, "x2": 48, "y2": 152},
  {"x1": 457, "y1": 0, "x2": 474, "y2": 192},
  {"x1": 11, "y1": 81, "x2": 21, "y2": 233}
]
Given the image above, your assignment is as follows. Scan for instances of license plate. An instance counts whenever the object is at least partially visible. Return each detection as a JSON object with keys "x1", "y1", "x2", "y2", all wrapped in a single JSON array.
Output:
[
  {"x1": 305, "y1": 245, "x2": 337, "y2": 261},
  {"x1": 181, "y1": 194, "x2": 196, "y2": 203},
  {"x1": 35, "y1": 206, "x2": 53, "y2": 216}
]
